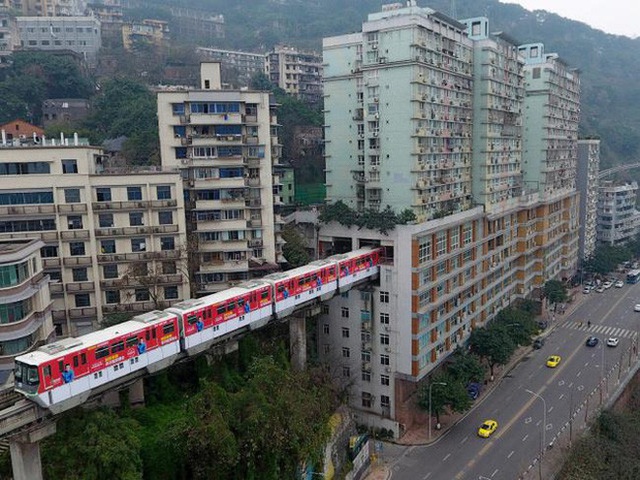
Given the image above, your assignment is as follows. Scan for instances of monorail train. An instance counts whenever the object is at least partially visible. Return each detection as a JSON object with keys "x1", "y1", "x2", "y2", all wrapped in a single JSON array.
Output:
[{"x1": 14, "y1": 247, "x2": 383, "y2": 414}]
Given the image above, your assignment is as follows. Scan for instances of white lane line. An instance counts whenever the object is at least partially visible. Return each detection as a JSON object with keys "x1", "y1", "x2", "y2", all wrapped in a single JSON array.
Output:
[
  {"x1": 548, "y1": 406, "x2": 554, "y2": 413},
  {"x1": 491, "y1": 469, "x2": 499, "y2": 477},
  {"x1": 461, "y1": 435, "x2": 468, "y2": 444},
  {"x1": 507, "y1": 450, "x2": 515, "y2": 459},
  {"x1": 577, "y1": 371, "x2": 582, "y2": 377},
  {"x1": 559, "y1": 393, "x2": 564, "y2": 400},
  {"x1": 443, "y1": 453, "x2": 451, "y2": 461},
  {"x1": 423, "y1": 472, "x2": 432, "y2": 479},
  {"x1": 522, "y1": 434, "x2": 529, "y2": 442}
]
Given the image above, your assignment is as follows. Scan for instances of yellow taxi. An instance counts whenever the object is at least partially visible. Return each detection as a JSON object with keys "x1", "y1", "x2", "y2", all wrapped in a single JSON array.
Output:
[
  {"x1": 477, "y1": 419, "x2": 498, "y2": 438},
  {"x1": 546, "y1": 355, "x2": 561, "y2": 368}
]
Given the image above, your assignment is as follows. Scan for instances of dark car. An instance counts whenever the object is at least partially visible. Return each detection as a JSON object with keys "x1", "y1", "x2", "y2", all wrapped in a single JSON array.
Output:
[
  {"x1": 533, "y1": 338, "x2": 545, "y2": 349},
  {"x1": 467, "y1": 382, "x2": 482, "y2": 400},
  {"x1": 586, "y1": 336, "x2": 599, "y2": 347},
  {"x1": 537, "y1": 321, "x2": 548, "y2": 331}
]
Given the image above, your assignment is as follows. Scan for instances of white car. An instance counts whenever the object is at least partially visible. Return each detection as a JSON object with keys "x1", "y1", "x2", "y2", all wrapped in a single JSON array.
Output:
[
  {"x1": 603, "y1": 281, "x2": 613, "y2": 289},
  {"x1": 615, "y1": 280, "x2": 624, "y2": 288},
  {"x1": 606, "y1": 337, "x2": 619, "y2": 347},
  {"x1": 634, "y1": 304, "x2": 640, "y2": 312},
  {"x1": 595, "y1": 286, "x2": 605, "y2": 293}
]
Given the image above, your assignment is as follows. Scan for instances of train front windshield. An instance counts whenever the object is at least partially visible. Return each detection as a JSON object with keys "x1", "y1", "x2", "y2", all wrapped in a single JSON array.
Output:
[{"x1": 14, "y1": 361, "x2": 39, "y2": 391}]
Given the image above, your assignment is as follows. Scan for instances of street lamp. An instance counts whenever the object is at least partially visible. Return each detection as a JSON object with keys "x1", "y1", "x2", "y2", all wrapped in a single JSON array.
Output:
[
  {"x1": 525, "y1": 389, "x2": 547, "y2": 480},
  {"x1": 428, "y1": 381, "x2": 447, "y2": 441}
]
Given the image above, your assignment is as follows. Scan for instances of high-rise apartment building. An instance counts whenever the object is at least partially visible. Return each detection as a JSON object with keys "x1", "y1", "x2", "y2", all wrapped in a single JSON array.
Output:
[
  {"x1": 596, "y1": 181, "x2": 640, "y2": 246},
  {"x1": 0, "y1": 6, "x2": 19, "y2": 66},
  {"x1": 2, "y1": 0, "x2": 86, "y2": 16},
  {"x1": 197, "y1": 47, "x2": 267, "y2": 89},
  {"x1": 0, "y1": 139, "x2": 189, "y2": 337},
  {"x1": 157, "y1": 62, "x2": 285, "y2": 295},
  {"x1": 577, "y1": 138, "x2": 600, "y2": 260},
  {"x1": 319, "y1": 4, "x2": 580, "y2": 435},
  {"x1": 266, "y1": 45, "x2": 323, "y2": 105},
  {"x1": 0, "y1": 238, "x2": 54, "y2": 378}
]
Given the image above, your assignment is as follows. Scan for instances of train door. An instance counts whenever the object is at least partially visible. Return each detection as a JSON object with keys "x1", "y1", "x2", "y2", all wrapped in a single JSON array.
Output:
[{"x1": 41, "y1": 363, "x2": 54, "y2": 390}]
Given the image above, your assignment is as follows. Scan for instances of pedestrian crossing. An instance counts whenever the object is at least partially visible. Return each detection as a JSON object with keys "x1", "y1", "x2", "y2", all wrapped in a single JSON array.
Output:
[{"x1": 564, "y1": 321, "x2": 638, "y2": 339}]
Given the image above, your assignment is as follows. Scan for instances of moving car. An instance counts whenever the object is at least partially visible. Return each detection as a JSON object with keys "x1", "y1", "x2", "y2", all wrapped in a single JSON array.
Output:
[
  {"x1": 635, "y1": 304, "x2": 640, "y2": 312},
  {"x1": 606, "y1": 337, "x2": 619, "y2": 347},
  {"x1": 615, "y1": 280, "x2": 624, "y2": 288},
  {"x1": 603, "y1": 281, "x2": 613, "y2": 289},
  {"x1": 533, "y1": 338, "x2": 545, "y2": 349},
  {"x1": 546, "y1": 355, "x2": 561, "y2": 368},
  {"x1": 478, "y1": 419, "x2": 498, "y2": 438},
  {"x1": 586, "y1": 336, "x2": 599, "y2": 347}
]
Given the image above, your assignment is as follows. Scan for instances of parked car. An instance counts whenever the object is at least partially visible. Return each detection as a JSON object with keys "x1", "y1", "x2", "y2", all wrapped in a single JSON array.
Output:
[
  {"x1": 467, "y1": 382, "x2": 482, "y2": 400},
  {"x1": 582, "y1": 287, "x2": 591, "y2": 294},
  {"x1": 634, "y1": 304, "x2": 640, "y2": 312},
  {"x1": 537, "y1": 320, "x2": 548, "y2": 331},
  {"x1": 546, "y1": 355, "x2": 561, "y2": 368},
  {"x1": 615, "y1": 280, "x2": 624, "y2": 288},
  {"x1": 595, "y1": 286, "x2": 605, "y2": 293},
  {"x1": 533, "y1": 338, "x2": 545, "y2": 349},
  {"x1": 603, "y1": 281, "x2": 613, "y2": 289},
  {"x1": 586, "y1": 336, "x2": 599, "y2": 347},
  {"x1": 606, "y1": 337, "x2": 619, "y2": 347}
]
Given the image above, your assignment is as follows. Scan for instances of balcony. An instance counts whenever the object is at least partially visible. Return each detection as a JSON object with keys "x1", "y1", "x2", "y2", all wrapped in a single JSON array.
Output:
[
  {"x1": 60, "y1": 230, "x2": 90, "y2": 240},
  {"x1": 92, "y1": 200, "x2": 150, "y2": 211},
  {"x1": 68, "y1": 307, "x2": 98, "y2": 318},
  {"x1": 57, "y1": 203, "x2": 88, "y2": 213},
  {"x1": 43, "y1": 257, "x2": 61, "y2": 268},
  {"x1": 150, "y1": 199, "x2": 178, "y2": 209},
  {"x1": 0, "y1": 204, "x2": 56, "y2": 215},
  {"x1": 63, "y1": 256, "x2": 92, "y2": 266},
  {"x1": 65, "y1": 281, "x2": 95, "y2": 293},
  {"x1": 245, "y1": 177, "x2": 261, "y2": 187}
]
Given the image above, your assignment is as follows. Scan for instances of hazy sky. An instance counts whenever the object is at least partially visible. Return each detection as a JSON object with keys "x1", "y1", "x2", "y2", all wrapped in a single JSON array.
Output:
[{"x1": 499, "y1": 0, "x2": 640, "y2": 38}]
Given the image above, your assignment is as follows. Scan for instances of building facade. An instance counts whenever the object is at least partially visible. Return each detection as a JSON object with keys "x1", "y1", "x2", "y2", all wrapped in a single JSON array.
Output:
[
  {"x1": 596, "y1": 181, "x2": 640, "y2": 246},
  {"x1": 197, "y1": 47, "x2": 267, "y2": 89},
  {"x1": 157, "y1": 62, "x2": 285, "y2": 295},
  {"x1": 266, "y1": 45, "x2": 323, "y2": 105},
  {"x1": 0, "y1": 6, "x2": 19, "y2": 66},
  {"x1": 42, "y1": 98, "x2": 90, "y2": 127},
  {"x1": 0, "y1": 238, "x2": 54, "y2": 379},
  {"x1": 17, "y1": 15, "x2": 101, "y2": 65},
  {"x1": 319, "y1": 4, "x2": 580, "y2": 435},
  {"x1": 577, "y1": 138, "x2": 600, "y2": 260},
  {"x1": 0, "y1": 140, "x2": 189, "y2": 337},
  {"x1": 1, "y1": 0, "x2": 86, "y2": 16},
  {"x1": 122, "y1": 19, "x2": 169, "y2": 52}
]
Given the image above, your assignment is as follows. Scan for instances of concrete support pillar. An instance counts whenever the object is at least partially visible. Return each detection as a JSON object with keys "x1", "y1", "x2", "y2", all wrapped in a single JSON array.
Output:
[
  {"x1": 129, "y1": 378, "x2": 145, "y2": 408},
  {"x1": 10, "y1": 422, "x2": 56, "y2": 480},
  {"x1": 289, "y1": 313, "x2": 307, "y2": 372}
]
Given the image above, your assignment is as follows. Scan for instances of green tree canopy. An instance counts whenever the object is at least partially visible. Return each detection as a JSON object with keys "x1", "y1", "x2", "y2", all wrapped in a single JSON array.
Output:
[
  {"x1": 468, "y1": 325, "x2": 516, "y2": 377},
  {"x1": 282, "y1": 224, "x2": 311, "y2": 267},
  {"x1": 418, "y1": 373, "x2": 471, "y2": 424},
  {"x1": 544, "y1": 280, "x2": 569, "y2": 304}
]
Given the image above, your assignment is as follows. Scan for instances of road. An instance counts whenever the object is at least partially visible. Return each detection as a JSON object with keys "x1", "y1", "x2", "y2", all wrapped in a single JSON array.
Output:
[{"x1": 387, "y1": 281, "x2": 640, "y2": 480}]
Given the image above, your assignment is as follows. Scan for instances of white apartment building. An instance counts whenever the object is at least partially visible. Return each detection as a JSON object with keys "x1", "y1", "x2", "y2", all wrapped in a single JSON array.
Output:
[
  {"x1": 266, "y1": 45, "x2": 323, "y2": 105},
  {"x1": 0, "y1": 238, "x2": 54, "y2": 379},
  {"x1": 0, "y1": 139, "x2": 189, "y2": 336},
  {"x1": 596, "y1": 181, "x2": 640, "y2": 246},
  {"x1": 577, "y1": 139, "x2": 600, "y2": 260},
  {"x1": 157, "y1": 62, "x2": 285, "y2": 295},
  {"x1": 197, "y1": 47, "x2": 266, "y2": 88}
]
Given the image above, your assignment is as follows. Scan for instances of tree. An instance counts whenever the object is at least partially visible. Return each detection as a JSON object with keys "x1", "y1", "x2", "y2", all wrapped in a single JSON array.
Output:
[
  {"x1": 468, "y1": 326, "x2": 515, "y2": 378},
  {"x1": 418, "y1": 373, "x2": 471, "y2": 425},
  {"x1": 282, "y1": 224, "x2": 311, "y2": 267},
  {"x1": 446, "y1": 349, "x2": 486, "y2": 384},
  {"x1": 41, "y1": 409, "x2": 142, "y2": 480},
  {"x1": 544, "y1": 279, "x2": 568, "y2": 305}
]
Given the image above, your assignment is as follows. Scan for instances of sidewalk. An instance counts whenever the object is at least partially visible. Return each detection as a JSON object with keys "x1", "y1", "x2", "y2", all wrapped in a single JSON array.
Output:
[{"x1": 363, "y1": 287, "x2": 588, "y2": 480}]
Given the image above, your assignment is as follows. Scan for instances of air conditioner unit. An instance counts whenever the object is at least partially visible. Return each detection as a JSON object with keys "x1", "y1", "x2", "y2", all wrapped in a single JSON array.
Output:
[
  {"x1": 373, "y1": 97, "x2": 379, "y2": 103},
  {"x1": 373, "y1": 132, "x2": 378, "y2": 137},
  {"x1": 374, "y1": 113, "x2": 379, "y2": 119},
  {"x1": 384, "y1": 326, "x2": 390, "y2": 332},
  {"x1": 385, "y1": 367, "x2": 392, "y2": 373},
  {"x1": 372, "y1": 44, "x2": 378, "y2": 50},
  {"x1": 385, "y1": 347, "x2": 391, "y2": 353}
]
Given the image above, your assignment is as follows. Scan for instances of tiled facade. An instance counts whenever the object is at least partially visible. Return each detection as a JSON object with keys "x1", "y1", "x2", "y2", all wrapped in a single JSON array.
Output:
[
  {"x1": 0, "y1": 142, "x2": 189, "y2": 337},
  {"x1": 577, "y1": 139, "x2": 600, "y2": 260},
  {"x1": 319, "y1": 4, "x2": 581, "y2": 436},
  {"x1": 157, "y1": 63, "x2": 285, "y2": 295}
]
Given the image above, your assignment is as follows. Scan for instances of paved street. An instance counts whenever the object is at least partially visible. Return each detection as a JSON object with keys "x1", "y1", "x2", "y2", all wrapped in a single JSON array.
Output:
[{"x1": 367, "y1": 280, "x2": 640, "y2": 480}]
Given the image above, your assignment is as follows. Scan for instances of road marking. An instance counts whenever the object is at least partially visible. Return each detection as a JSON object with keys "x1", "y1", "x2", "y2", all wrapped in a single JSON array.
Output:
[
  {"x1": 461, "y1": 435, "x2": 468, "y2": 444},
  {"x1": 577, "y1": 385, "x2": 584, "y2": 391},
  {"x1": 491, "y1": 468, "x2": 499, "y2": 477},
  {"x1": 559, "y1": 393, "x2": 564, "y2": 400},
  {"x1": 522, "y1": 434, "x2": 528, "y2": 442},
  {"x1": 558, "y1": 380, "x2": 565, "y2": 386},
  {"x1": 524, "y1": 417, "x2": 532, "y2": 424},
  {"x1": 423, "y1": 473, "x2": 432, "y2": 479},
  {"x1": 548, "y1": 406, "x2": 554, "y2": 413},
  {"x1": 507, "y1": 450, "x2": 514, "y2": 459},
  {"x1": 443, "y1": 453, "x2": 451, "y2": 461},
  {"x1": 568, "y1": 382, "x2": 574, "y2": 388},
  {"x1": 576, "y1": 371, "x2": 581, "y2": 377}
]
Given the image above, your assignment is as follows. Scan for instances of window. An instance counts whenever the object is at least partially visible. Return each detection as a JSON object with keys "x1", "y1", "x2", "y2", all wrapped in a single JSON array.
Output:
[
  {"x1": 381, "y1": 375, "x2": 390, "y2": 386},
  {"x1": 463, "y1": 224, "x2": 473, "y2": 245},
  {"x1": 380, "y1": 291, "x2": 389, "y2": 303},
  {"x1": 103, "y1": 264, "x2": 118, "y2": 279},
  {"x1": 342, "y1": 347, "x2": 350, "y2": 358},
  {"x1": 164, "y1": 286, "x2": 179, "y2": 300},
  {"x1": 158, "y1": 211, "x2": 173, "y2": 225},
  {"x1": 160, "y1": 237, "x2": 175, "y2": 251},
  {"x1": 381, "y1": 395, "x2": 390, "y2": 408},
  {"x1": 342, "y1": 327, "x2": 350, "y2": 338},
  {"x1": 74, "y1": 293, "x2": 90, "y2": 307},
  {"x1": 105, "y1": 290, "x2": 120, "y2": 304},
  {"x1": 450, "y1": 228, "x2": 459, "y2": 250},
  {"x1": 162, "y1": 262, "x2": 176, "y2": 274},
  {"x1": 342, "y1": 366, "x2": 350, "y2": 378},
  {"x1": 380, "y1": 313, "x2": 389, "y2": 325},
  {"x1": 100, "y1": 240, "x2": 115, "y2": 254},
  {"x1": 171, "y1": 103, "x2": 185, "y2": 115},
  {"x1": 69, "y1": 242, "x2": 85, "y2": 256},
  {"x1": 64, "y1": 188, "x2": 80, "y2": 203},
  {"x1": 362, "y1": 371, "x2": 371, "y2": 382},
  {"x1": 95, "y1": 346, "x2": 109, "y2": 359},
  {"x1": 321, "y1": 304, "x2": 329, "y2": 315},
  {"x1": 131, "y1": 238, "x2": 146, "y2": 252},
  {"x1": 129, "y1": 212, "x2": 144, "y2": 226},
  {"x1": 41, "y1": 246, "x2": 58, "y2": 258},
  {"x1": 127, "y1": 187, "x2": 142, "y2": 201},
  {"x1": 436, "y1": 231, "x2": 447, "y2": 256},
  {"x1": 61, "y1": 159, "x2": 77, "y2": 174},
  {"x1": 418, "y1": 237, "x2": 432, "y2": 263},
  {"x1": 380, "y1": 334, "x2": 390, "y2": 345},
  {"x1": 96, "y1": 188, "x2": 111, "y2": 202},
  {"x1": 323, "y1": 324, "x2": 329, "y2": 335},
  {"x1": 341, "y1": 307, "x2": 349, "y2": 318},
  {"x1": 362, "y1": 392, "x2": 372, "y2": 408},
  {"x1": 157, "y1": 185, "x2": 172, "y2": 200},
  {"x1": 67, "y1": 215, "x2": 82, "y2": 229},
  {"x1": 380, "y1": 354, "x2": 390, "y2": 365},
  {"x1": 98, "y1": 214, "x2": 113, "y2": 228},
  {"x1": 135, "y1": 289, "x2": 150, "y2": 301},
  {"x1": 72, "y1": 268, "x2": 87, "y2": 282}
]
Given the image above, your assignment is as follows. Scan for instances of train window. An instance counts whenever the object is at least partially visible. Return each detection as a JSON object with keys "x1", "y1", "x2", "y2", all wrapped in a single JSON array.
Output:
[
  {"x1": 146, "y1": 331, "x2": 151, "y2": 341},
  {"x1": 205, "y1": 309, "x2": 211, "y2": 319},
  {"x1": 58, "y1": 360, "x2": 64, "y2": 373},
  {"x1": 237, "y1": 298, "x2": 244, "y2": 306},
  {"x1": 126, "y1": 336, "x2": 138, "y2": 348},
  {"x1": 43, "y1": 365, "x2": 51, "y2": 378},
  {"x1": 81, "y1": 353, "x2": 87, "y2": 365},
  {"x1": 27, "y1": 367, "x2": 39, "y2": 384},
  {"x1": 95, "y1": 346, "x2": 110, "y2": 359},
  {"x1": 277, "y1": 285, "x2": 286, "y2": 293},
  {"x1": 163, "y1": 323, "x2": 175, "y2": 335},
  {"x1": 187, "y1": 314, "x2": 198, "y2": 325},
  {"x1": 262, "y1": 290, "x2": 269, "y2": 299},
  {"x1": 73, "y1": 356, "x2": 79, "y2": 368},
  {"x1": 227, "y1": 302, "x2": 236, "y2": 311},
  {"x1": 111, "y1": 341, "x2": 125, "y2": 354},
  {"x1": 217, "y1": 305, "x2": 225, "y2": 315}
]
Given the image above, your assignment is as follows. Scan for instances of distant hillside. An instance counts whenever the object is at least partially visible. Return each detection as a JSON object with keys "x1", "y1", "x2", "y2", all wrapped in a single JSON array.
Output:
[{"x1": 137, "y1": 0, "x2": 640, "y2": 169}]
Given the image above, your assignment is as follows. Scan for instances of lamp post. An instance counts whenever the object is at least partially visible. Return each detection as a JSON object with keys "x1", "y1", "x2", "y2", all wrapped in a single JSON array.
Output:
[
  {"x1": 526, "y1": 389, "x2": 546, "y2": 480},
  {"x1": 428, "y1": 381, "x2": 447, "y2": 441}
]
